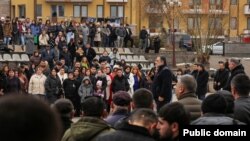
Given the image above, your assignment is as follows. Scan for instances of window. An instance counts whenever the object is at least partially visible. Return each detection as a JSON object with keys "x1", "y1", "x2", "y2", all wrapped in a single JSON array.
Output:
[
  {"x1": 51, "y1": 5, "x2": 64, "y2": 17},
  {"x1": 247, "y1": 18, "x2": 250, "y2": 29},
  {"x1": 97, "y1": 5, "x2": 103, "y2": 18},
  {"x1": 73, "y1": 5, "x2": 88, "y2": 17},
  {"x1": 18, "y1": 5, "x2": 26, "y2": 18},
  {"x1": 210, "y1": 0, "x2": 223, "y2": 9},
  {"x1": 36, "y1": 4, "x2": 42, "y2": 17},
  {"x1": 187, "y1": 17, "x2": 200, "y2": 29},
  {"x1": 230, "y1": 0, "x2": 237, "y2": 5},
  {"x1": 189, "y1": 0, "x2": 201, "y2": 9},
  {"x1": 110, "y1": 5, "x2": 124, "y2": 17},
  {"x1": 209, "y1": 18, "x2": 222, "y2": 29},
  {"x1": 149, "y1": 15, "x2": 162, "y2": 29},
  {"x1": 230, "y1": 17, "x2": 237, "y2": 30}
]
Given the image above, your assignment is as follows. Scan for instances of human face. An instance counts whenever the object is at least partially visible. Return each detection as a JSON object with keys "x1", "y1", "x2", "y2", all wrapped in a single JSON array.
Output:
[
  {"x1": 36, "y1": 68, "x2": 42, "y2": 75},
  {"x1": 8, "y1": 70, "x2": 15, "y2": 77},
  {"x1": 175, "y1": 81, "x2": 184, "y2": 100},
  {"x1": 125, "y1": 67, "x2": 131, "y2": 73},
  {"x1": 228, "y1": 61, "x2": 235, "y2": 71},
  {"x1": 117, "y1": 70, "x2": 123, "y2": 77},
  {"x1": 197, "y1": 66, "x2": 203, "y2": 72},
  {"x1": 91, "y1": 67, "x2": 97, "y2": 74},
  {"x1": 219, "y1": 63, "x2": 225, "y2": 70},
  {"x1": 74, "y1": 70, "x2": 80, "y2": 76},
  {"x1": 75, "y1": 62, "x2": 81, "y2": 68},
  {"x1": 155, "y1": 57, "x2": 164, "y2": 68},
  {"x1": 15, "y1": 71, "x2": 18, "y2": 77},
  {"x1": 68, "y1": 73, "x2": 74, "y2": 79},
  {"x1": 157, "y1": 118, "x2": 174, "y2": 140},
  {"x1": 51, "y1": 70, "x2": 57, "y2": 76},
  {"x1": 60, "y1": 69, "x2": 65, "y2": 75},
  {"x1": 193, "y1": 65, "x2": 198, "y2": 70},
  {"x1": 86, "y1": 70, "x2": 91, "y2": 76}
]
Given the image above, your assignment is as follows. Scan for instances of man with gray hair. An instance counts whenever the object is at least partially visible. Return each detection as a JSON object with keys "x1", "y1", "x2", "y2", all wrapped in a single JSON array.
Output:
[
  {"x1": 175, "y1": 74, "x2": 202, "y2": 121},
  {"x1": 224, "y1": 58, "x2": 245, "y2": 91}
]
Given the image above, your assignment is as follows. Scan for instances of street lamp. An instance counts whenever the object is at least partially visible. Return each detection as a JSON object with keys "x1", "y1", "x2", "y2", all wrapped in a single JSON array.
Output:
[{"x1": 166, "y1": 0, "x2": 182, "y2": 68}]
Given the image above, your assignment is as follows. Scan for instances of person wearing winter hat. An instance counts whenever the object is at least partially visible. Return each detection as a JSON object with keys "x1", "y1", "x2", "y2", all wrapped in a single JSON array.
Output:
[
  {"x1": 105, "y1": 91, "x2": 131, "y2": 127},
  {"x1": 191, "y1": 93, "x2": 245, "y2": 125}
]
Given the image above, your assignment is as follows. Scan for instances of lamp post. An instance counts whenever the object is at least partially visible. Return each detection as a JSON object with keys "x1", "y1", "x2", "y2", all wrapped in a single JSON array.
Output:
[{"x1": 166, "y1": 0, "x2": 182, "y2": 68}]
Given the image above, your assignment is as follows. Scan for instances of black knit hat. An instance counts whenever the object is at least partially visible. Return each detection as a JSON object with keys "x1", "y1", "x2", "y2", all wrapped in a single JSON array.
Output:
[
  {"x1": 201, "y1": 94, "x2": 227, "y2": 114},
  {"x1": 113, "y1": 91, "x2": 132, "y2": 106}
]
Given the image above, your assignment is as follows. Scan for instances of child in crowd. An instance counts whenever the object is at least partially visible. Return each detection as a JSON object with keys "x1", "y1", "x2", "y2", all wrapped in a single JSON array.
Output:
[
  {"x1": 94, "y1": 80, "x2": 104, "y2": 98},
  {"x1": 78, "y1": 76, "x2": 93, "y2": 104}
]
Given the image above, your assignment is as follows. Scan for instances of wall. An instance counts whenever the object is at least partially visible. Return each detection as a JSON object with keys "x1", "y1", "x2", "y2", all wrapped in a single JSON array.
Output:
[
  {"x1": 225, "y1": 43, "x2": 250, "y2": 57},
  {"x1": 0, "y1": 0, "x2": 10, "y2": 18}
]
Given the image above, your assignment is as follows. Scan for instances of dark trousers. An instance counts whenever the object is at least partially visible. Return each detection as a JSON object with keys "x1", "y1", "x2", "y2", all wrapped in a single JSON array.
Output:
[{"x1": 124, "y1": 36, "x2": 134, "y2": 47}]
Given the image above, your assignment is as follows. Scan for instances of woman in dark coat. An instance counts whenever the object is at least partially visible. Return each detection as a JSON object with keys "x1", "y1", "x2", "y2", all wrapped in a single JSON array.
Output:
[
  {"x1": 6, "y1": 69, "x2": 21, "y2": 95},
  {"x1": 45, "y1": 69, "x2": 62, "y2": 104},
  {"x1": 196, "y1": 64, "x2": 209, "y2": 100}
]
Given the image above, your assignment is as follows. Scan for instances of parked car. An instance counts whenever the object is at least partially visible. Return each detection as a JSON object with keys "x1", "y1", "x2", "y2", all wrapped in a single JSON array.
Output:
[
  {"x1": 179, "y1": 34, "x2": 193, "y2": 51},
  {"x1": 203, "y1": 42, "x2": 224, "y2": 55}
]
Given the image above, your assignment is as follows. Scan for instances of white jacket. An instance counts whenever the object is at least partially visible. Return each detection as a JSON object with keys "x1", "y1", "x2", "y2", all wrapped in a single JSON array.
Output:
[
  {"x1": 126, "y1": 73, "x2": 134, "y2": 96},
  {"x1": 57, "y1": 73, "x2": 68, "y2": 85},
  {"x1": 28, "y1": 74, "x2": 47, "y2": 95}
]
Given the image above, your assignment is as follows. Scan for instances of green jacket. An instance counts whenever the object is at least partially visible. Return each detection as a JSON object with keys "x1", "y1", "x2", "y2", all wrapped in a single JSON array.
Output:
[{"x1": 62, "y1": 117, "x2": 114, "y2": 141}]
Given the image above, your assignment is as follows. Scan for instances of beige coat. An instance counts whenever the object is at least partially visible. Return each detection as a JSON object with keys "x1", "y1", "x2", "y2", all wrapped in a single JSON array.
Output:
[
  {"x1": 28, "y1": 74, "x2": 47, "y2": 95},
  {"x1": 39, "y1": 34, "x2": 49, "y2": 46}
]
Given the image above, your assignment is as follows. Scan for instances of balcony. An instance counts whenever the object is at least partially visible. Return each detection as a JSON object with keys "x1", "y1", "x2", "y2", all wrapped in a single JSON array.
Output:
[
  {"x1": 46, "y1": 0, "x2": 92, "y2": 2},
  {"x1": 106, "y1": 0, "x2": 128, "y2": 2},
  {"x1": 244, "y1": 4, "x2": 250, "y2": 15},
  {"x1": 182, "y1": 9, "x2": 203, "y2": 14}
]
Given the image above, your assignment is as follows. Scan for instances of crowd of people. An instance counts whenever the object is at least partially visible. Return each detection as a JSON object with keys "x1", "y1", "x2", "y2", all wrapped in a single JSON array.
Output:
[{"x1": 0, "y1": 16, "x2": 249, "y2": 141}]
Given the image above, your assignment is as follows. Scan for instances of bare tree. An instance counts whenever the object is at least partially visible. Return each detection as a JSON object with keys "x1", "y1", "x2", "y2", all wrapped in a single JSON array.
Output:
[{"x1": 141, "y1": 0, "x2": 229, "y2": 64}]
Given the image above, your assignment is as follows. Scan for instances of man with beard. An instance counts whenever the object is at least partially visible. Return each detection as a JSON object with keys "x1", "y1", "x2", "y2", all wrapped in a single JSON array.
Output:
[{"x1": 157, "y1": 102, "x2": 190, "y2": 141}]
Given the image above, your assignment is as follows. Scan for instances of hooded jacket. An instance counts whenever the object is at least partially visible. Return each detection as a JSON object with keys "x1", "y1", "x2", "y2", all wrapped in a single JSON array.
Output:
[
  {"x1": 78, "y1": 77, "x2": 93, "y2": 103},
  {"x1": 62, "y1": 117, "x2": 114, "y2": 141}
]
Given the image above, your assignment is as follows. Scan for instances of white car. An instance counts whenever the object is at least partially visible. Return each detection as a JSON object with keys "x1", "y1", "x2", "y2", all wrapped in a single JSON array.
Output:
[{"x1": 203, "y1": 42, "x2": 224, "y2": 55}]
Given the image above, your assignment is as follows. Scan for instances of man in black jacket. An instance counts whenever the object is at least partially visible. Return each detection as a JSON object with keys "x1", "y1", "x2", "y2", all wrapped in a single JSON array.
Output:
[
  {"x1": 152, "y1": 56, "x2": 173, "y2": 111},
  {"x1": 111, "y1": 68, "x2": 130, "y2": 93},
  {"x1": 97, "y1": 108, "x2": 157, "y2": 141},
  {"x1": 231, "y1": 74, "x2": 250, "y2": 124},
  {"x1": 124, "y1": 24, "x2": 134, "y2": 48},
  {"x1": 84, "y1": 43, "x2": 96, "y2": 66},
  {"x1": 224, "y1": 58, "x2": 245, "y2": 91},
  {"x1": 213, "y1": 61, "x2": 229, "y2": 91},
  {"x1": 63, "y1": 72, "x2": 81, "y2": 116}
]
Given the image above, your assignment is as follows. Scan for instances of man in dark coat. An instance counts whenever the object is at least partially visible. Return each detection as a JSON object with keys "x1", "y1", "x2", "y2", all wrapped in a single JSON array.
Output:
[
  {"x1": 124, "y1": 24, "x2": 134, "y2": 48},
  {"x1": 213, "y1": 61, "x2": 229, "y2": 91},
  {"x1": 231, "y1": 74, "x2": 250, "y2": 124},
  {"x1": 84, "y1": 43, "x2": 96, "y2": 66},
  {"x1": 97, "y1": 109, "x2": 157, "y2": 141},
  {"x1": 63, "y1": 72, "x2": 81, "y2": 117},
  {"x1": 60, "y1": 46, "x2": 72, "y2": 68},
  {"x1": 152, "y1": 56, "x2": 173, "y2": 111},
  {"x1": 105, "y1": 91, "x2": 131, "y2": 127},
  {"x1": 224, "y1": 58, "x2": 245, "y2": 91},
  {"x1": 111, "y1": 68, "x2": 130, "y2": 93},
  {"x1": 195, "y1": 64, "x2": 209, "y2": 100}
]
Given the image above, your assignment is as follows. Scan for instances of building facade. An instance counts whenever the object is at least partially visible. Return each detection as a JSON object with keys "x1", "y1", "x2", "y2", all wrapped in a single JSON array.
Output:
[
  {"x1": 0, "y1": 0, "x2": 10, "y2": 18},
  {"x1": 10, "y1": 0, "x2": 250, "y2": 38}
]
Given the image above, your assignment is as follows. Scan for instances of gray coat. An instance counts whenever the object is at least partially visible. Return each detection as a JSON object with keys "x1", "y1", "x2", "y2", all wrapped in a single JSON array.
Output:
[
  {"x1": 191, "y1": 113, "x2": 245, "y2": 125},
  {"x1": 234, "y1": 96, "x2": 250, "y2": 124},
  {"x1": 78, "y1": 77, "x2": 93, "y2": 103},
  {"x1": 25, "y1": 33, "x2": 35, "y2": 55},
  {"x1": 177, "y1": 92, "x2": 202, "y2": 121},
  {"x1": 115, "y1": 27, "x2": 127, "y2": 37}
]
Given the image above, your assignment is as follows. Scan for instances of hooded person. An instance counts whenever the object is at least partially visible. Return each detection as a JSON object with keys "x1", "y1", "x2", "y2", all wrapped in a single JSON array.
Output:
[{"x1": 78, "y1": 76, "x2": 93, "y2": 104}]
